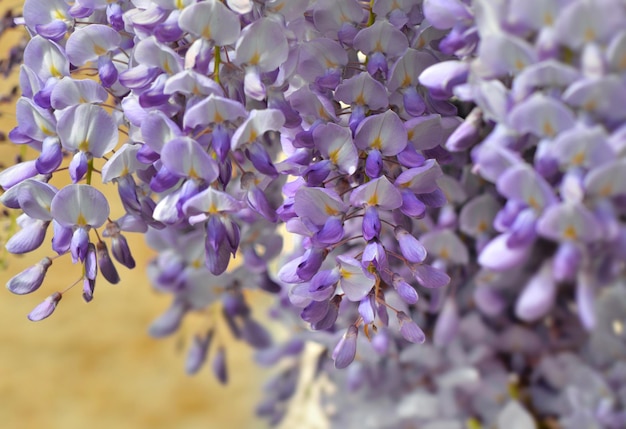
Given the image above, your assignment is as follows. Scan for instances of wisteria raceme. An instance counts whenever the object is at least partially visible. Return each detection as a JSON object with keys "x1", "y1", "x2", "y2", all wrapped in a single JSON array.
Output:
[{"x1": 0, "y1": 0, "x2": 625, "y2": 428}]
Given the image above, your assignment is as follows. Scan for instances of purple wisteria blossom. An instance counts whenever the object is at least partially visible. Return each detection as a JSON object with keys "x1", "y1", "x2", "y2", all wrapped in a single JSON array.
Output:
[{"x1": 1, "y1": 0, "x2": 625, "y2": 427}]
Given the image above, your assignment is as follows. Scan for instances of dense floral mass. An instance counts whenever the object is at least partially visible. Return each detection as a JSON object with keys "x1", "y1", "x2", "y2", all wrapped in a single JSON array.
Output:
[{"x1": 1, "y1": 0, "x2": 625, "y2": 427}]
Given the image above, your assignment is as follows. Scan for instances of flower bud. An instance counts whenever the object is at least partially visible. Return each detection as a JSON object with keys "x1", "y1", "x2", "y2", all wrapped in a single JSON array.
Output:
[
  {"x1": 397, "y1": 311, "x2": 425, "y2": 344},
  {"x1": 7, "y1": 257, "x2": 52, "y2": 295},
  {"x1": 28, "y1": 292, "x2": 62, "y2": 322},
  {"x1": 332, "y1": 325, "x2": 358, "y2": 369}
]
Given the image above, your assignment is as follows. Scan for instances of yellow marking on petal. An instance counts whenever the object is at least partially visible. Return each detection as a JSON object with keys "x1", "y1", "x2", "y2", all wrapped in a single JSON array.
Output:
[
  {"x1": 324, "y1": 58, "x2": 336, "y2": 68},
  {"x1": 599, "y1": 184, "x2": 613, "y2": 197},
  {"x1": 340, "y1": 268, "x2": 352, "y2": 279},
  {"x1": 355, "y1": 92, "x2": 365, "y2": 105},
  {"x1": 562, "y1": 224, "x2": 577, "y2": 240},
  {"x1": 543, "y1": 12, "x2": 553, "y2": 26},
  {"x1": 613, "y1": 319, "x2": 624, "y2": 335},
  {"x1": 571, "y1": 151, "x2": 586, "y2": 166},
  {"x1": 371, "y1": 136, "x2": 382, "y2": 150},
  {"x1": 93, "y1": 44, "x2": 107, "y2": 56},
  {"x1": 213, "y1": 110, "x2": 224, "y2": 123},
  {"x1": 477, "y1": 220, "x2": 488, "y2": 233},
  {"x1": 374, "y1": 41, "x2": 383, "y2": 52},
  {"x1": 188, "y1": 166, "x2": 198, "y2": 178},
  {"x1": 329, "y1": 149, "x2": 339, "y2": 164},
  {"x1": 324, "y1": 204, "x2": 338, "y2": 216},
  {"x1": 367, "y1": 194, "x2": 378, "y2": 206},
  {"x1": 584, "y1": 99, "x2": 597, "y2": 111},
  {"x1": 402, "y1": 73, "x2": 412, "y2": 87},
  {"x1": 527, "y1": 196, "x2": 540, "y2": 211},
  {"x1": 76, "y1": 213, "x2": 87, "y2": 226},
  {"x1": 79, "y1": 96, "x2": 87, "y2": 104},
  {"x1": 619, "y1": 55, "x2": 626, "y2": 71},
  {"x1": 163, "y1": 60, "x2": 172, "y2": 74},
  {"x1": 440, "y1": 247, "x2": 449, "y2": 260},
  {"x1": 249, "y1": 128, "x2": 258, "y2": 142},
  {"x1": 249, "y1": 51, "x2": 261, "y2": 66},
  {"x1": 78, "y1": 140, "x2": 89, "y2": 152},
  {"x1": 542, "y1": 120, "x2": 555, "y2": 137},
  {"x1": 176, "y1": 0, "x2": 184, "y2": 10},
  {"x1": 53, "y1": 9, "x2": 65, "y2": 20},
  {"x1": 49, "y1": 64, "x2": 62, "y2": 78},
  {"x1": 202, "y1": 26, "x2": 212, "y2": 40},
  {"x1": 514, "y1": 57, "x2": 525, "y2": 71},
  {"x1": 584, "y1": 27, "x2": 596, "y2": 42},
  {"x1": 407, "y1": 129, "x2": 414, "y2": 140},
  {"x1": 120, "y1": 166, "x2": 129, "y2": 176},
  {"x1": 191, "y1": 258, "x2": 203, "y2": 268},
  {"x1": 318, "y1": 106, "x2": 329, "y2": 120},
  {"x1": 40, "y1": 125, "x2": 55, "y2": 136},
  {"x1": 208, "y1": 202, "x2": 218, "y2": 214}
]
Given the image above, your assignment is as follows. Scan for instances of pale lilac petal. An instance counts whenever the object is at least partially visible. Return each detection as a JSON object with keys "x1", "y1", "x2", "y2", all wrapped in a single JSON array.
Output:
[
  {"x1": 179, "y1": 0, "x2": 240, "y2": 45},
  {"x1": 164, "y1": 70, "x2": 224, "y2": 97},
  {"x1": 161, "y1": 137, "x2": 219, "y2": 182},
  {"x1": 231, "y1": 109, "x2": 285, "y2": 150},
  {"x1": 66, "y1": 24, "x2": 121, "y2": 66},
  {"x1": 5, "y1": 218, "x2": 48, "y2": 254},
  {"x1": 478, "y1": 32, "x2": 537, "y2": 76},
  {"x1": 294, "y1": 187, "x2": 348, "y2": 226},
  {"x1": 478, "y1": 233, "x2": 531, "y2": 271},
  {"x1": 576, "y1": 270, "x2": 596, "y2": 331},
  {"x1": 17, "y1": 180, "x2": 57, "y2": 221},
  {"x1": 388, "y1": 49, "x2": 437, "y2": 92},
  {"x1": 50, "y1": 184, "x2": 110, "y2": 227},
  {"x1": 537, "y1": 202, "x2": 602, "y2": 243},
  {"x1": 394, "y1": 159, "x2": 443, "y2": 194},
  {"x1": 335, "y1": 72, "x2": 389, "y2": 110},
  {"x1": 50, "y1": 77, "x2": 109, "y2": 110},
  {"x1": 421, "y1": 229, "x2": 469, "y2": 265},
  {"x1": 23, "y1": 36, "x2": 69, "y2": 79},
  {"x1": 235, "y1": 18, "x2": 288, "y2": 72},
  {"x1": 353, "y1": 19, "x2": 408, "y2": 56},
  {"x1": 101, "y1": 144, "x2": 148, "y2": 183},
  {"x1": 313, "y1": 123, "x2": 358, "y2": 175},
  {"x1": 515, "y1": 262, "x2": 556, "y2": 322},
  {"x1": 497, "y1": 164, "x2": 557, "y2": 210},
  {"x1": 508, "y1": 93, "x2": 575, "y2": 138},
  {"x1": 57, "y1": 104, "x2": 118, "y2": 157},
  {"x1": 184, "y1": 94, "x2": 247, "y2": 128},
  {"x1": 354, "y1": 110, "x2": 407, "y2": 156},
  {"x1": 350, "y1": 176, "x2": 403, "y2": 210},
  {"x1": 584, "y1": 159, "x2": 626, "y2": 197},
  {"x1": 16, "y1": 97, "x2": 56, "y2": 141},
  {"x1": 337, "y1": 256, "x2": 375, "y2": 302},
  {"x1": 459, "y1": 194, "x2": 499, "y2": 237},
  {"x1": 134, "y1": 36, "x2": 182, "y2": 75},
  {"x1": 183, "y1": 187, "x2": 242, "y2": 215}
]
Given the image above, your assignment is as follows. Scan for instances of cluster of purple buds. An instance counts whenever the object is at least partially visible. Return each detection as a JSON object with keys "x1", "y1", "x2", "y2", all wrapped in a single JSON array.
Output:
[{"x1": 1, "y1": 0, "x2": 626, "y2": 427}]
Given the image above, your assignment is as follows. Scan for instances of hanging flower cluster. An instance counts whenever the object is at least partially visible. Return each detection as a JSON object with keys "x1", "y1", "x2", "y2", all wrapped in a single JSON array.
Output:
[{"x1": 1, "y1": 0, "x2": 625, "y2": 428}]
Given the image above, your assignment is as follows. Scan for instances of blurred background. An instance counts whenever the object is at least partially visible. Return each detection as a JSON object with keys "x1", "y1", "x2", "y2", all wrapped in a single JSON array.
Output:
[{"x1": 0, "y1": 2, "x2": 293, "y2": 428}]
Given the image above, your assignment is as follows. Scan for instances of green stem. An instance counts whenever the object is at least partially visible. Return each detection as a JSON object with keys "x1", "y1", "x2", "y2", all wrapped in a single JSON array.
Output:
[
  {"x1": 86, "y1": 158, "x2": 94, "y2": 185},
  {"x1": 367, "y1": 0, "x2": 376, "y2": 26},
  {"x1": 214, "y1": 46, "x2": 221, "y2": 84}
]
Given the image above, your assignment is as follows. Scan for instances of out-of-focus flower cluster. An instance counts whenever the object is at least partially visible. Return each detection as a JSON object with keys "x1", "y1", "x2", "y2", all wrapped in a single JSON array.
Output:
[{"x1": 0, "y1": 0, "x2": 625, "y2": 427}]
